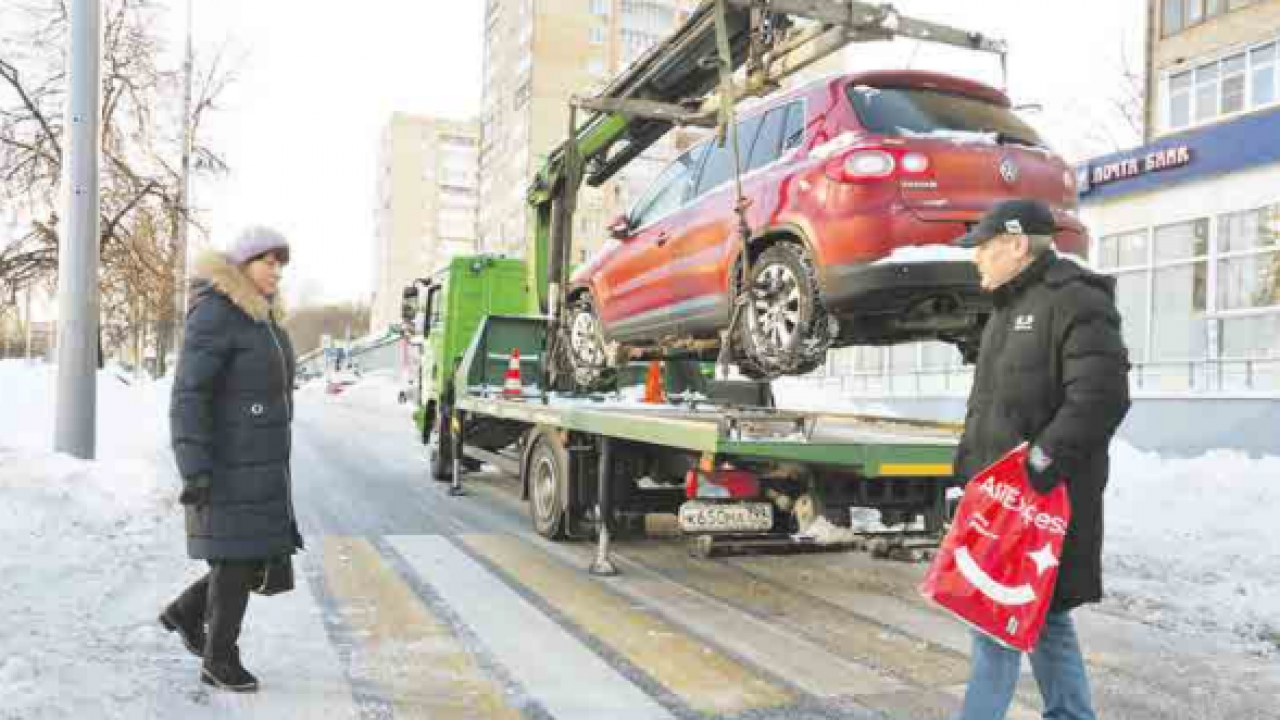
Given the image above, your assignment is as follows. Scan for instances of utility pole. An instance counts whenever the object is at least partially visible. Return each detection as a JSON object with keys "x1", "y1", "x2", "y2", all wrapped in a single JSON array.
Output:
[
  {"x1": 24, "y1": 284, "x2": 33, "y2": 360},
  {"x1": 54, "y1": 0, "x2": 102, "y2": 459},
  {"x1": 173, "y1": 0, "x2": 194, "y2": 353}
]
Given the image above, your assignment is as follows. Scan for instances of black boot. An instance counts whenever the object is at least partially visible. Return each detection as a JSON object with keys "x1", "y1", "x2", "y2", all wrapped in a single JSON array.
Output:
[
  {"x1": 159, "y1": 604, "x2": 206, "y2": 658},
  {"x1": 202, "y1": 649, "x2": 259, "y2": 693}
]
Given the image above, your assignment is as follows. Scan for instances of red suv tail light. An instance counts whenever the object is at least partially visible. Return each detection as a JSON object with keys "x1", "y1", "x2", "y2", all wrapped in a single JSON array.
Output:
[{"x1": 825, "y1": 147, "x2": 932, "y2": 184}]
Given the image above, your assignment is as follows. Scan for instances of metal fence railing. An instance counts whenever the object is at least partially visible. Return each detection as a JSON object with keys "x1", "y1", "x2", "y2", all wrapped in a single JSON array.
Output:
[{"x1": 800, "y1": 358, "x2": 1280, "y2": 397}]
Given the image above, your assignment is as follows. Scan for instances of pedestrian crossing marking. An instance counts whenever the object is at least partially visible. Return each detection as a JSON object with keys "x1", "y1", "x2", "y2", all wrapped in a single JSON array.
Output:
[
  {"x1": 726, "y1": 555, "x2": 974, "y2": 655},
  {"x1": 461, "y1": 533, "x2": 796, "y2": 714},
  {"x1": 622, "y1": 543, "x2": 972, "y2": 687},
  {"x1": 320, "y1": 536, "x2": 522, "y2": 720},
  {"x1": 542, "y1": 538, "x2": 904, "y2": 698},
  {"x1": 387, "y1": 534, "x2": 678, "y2": 720}
]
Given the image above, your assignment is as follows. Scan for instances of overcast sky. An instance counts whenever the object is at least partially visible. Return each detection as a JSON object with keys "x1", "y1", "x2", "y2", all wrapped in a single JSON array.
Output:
[{"x1": 180, "y1": 0, "x2": 1143, "y2": 306}]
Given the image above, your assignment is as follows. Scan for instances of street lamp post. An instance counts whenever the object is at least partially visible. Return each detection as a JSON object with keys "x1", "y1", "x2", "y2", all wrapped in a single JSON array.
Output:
[{"x1": 53, "y1": 0, "x2": 102, "y2": 459}]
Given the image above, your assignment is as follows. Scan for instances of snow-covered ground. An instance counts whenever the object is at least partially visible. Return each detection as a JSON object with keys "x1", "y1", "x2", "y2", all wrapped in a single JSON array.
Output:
[
  {"x1": 0, "y1": 360, "x2": 178, "y2": 717},
  {"x1": 1, "y1": 360, "x2": 1277, "y2": 716}
]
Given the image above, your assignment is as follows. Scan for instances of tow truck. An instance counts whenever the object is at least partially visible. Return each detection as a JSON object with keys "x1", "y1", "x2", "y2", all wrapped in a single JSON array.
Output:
[{"x1": 402, "y1": 0, "x2": 1007, "y2": 573}]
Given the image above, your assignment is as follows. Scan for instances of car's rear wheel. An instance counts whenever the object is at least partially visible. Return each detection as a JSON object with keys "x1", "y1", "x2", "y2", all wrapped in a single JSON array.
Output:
[
  {"x1": 738, "y1": 243, "x2": 832, "y2": 378},
  {"x1": 562, "y1": 295, "x2": 618, "y2": 392}
]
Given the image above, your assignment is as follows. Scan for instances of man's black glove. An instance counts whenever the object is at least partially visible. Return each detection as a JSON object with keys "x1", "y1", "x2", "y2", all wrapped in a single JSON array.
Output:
[
  {"x1": 179, "y1": 475, "x2": 211, "y2": 508},
  {"x1": 1025, "y1": 445, "x2": 1065, "y2": 495}
]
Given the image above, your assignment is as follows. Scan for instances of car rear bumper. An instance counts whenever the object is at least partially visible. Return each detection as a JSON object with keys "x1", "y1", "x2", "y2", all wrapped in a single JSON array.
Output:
[{"x1": 821, "y1": 260, "x2": 990, "y2": 342}]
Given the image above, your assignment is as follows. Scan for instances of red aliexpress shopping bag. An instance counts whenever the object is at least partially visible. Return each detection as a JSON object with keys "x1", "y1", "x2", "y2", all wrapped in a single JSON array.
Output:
[{"x1": 921, "y1": 443, "x2": 1071, "y2": 652}]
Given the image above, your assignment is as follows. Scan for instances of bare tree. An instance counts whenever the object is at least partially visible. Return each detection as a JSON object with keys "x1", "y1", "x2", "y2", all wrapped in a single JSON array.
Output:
[
  {"x1": 0, "y1": 0, "x2": 234, "y2": 371},
  {"x1": 285, "y1": 304, "x2": 373, "y2": 358},
  {"x1": 1075, "y1": 38, "x2": 1146, "y2": 157}
]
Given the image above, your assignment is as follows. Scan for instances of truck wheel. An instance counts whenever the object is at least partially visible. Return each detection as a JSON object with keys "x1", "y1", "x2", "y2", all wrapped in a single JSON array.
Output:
[
  {"x1": 421, "y1": 401, "x2": 436, "y2": 446},
  {"x1": 563, "y1": 295, "x2": 618, "y2": 392},
  {"x1": 430, "y1": 405, "x2": 453, "y2": 481},
  {"x1": 526, "y1": 432, "x2": 569, "y2": 540},
  {"x1": 739, "y1": 243, "x2": 831, "y2": 377}
]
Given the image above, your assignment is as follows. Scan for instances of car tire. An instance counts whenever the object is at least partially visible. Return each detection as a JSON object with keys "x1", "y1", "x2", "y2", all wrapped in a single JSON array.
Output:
[
  {"x1": 562, "y1": 295, "x2": 618, "y2": 392},
  {"x1": 738, "y1": 243, "x2": 831, "y2": 378}
]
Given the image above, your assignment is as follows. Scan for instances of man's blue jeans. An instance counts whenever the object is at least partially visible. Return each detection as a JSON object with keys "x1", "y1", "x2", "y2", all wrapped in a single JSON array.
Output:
[{"x1": 955, "y1": 611, "x2": 1096, "y2": 720}]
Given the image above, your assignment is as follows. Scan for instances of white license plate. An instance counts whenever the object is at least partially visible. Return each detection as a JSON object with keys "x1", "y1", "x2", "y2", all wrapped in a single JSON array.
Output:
[{"x1": 678, "y1": 501, "x2": 774, "y2": 533}]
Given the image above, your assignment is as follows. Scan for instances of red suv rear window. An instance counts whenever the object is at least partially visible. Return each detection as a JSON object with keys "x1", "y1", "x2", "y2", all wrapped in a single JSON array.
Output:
[{"x1": 846, "y1": 85, "x2": 1046, "y2": 149}]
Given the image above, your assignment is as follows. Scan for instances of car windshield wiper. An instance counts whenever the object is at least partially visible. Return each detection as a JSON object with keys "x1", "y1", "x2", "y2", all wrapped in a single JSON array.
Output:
[{"x1": 994, "y1": 131, "x2": 1045, "y2": 149}]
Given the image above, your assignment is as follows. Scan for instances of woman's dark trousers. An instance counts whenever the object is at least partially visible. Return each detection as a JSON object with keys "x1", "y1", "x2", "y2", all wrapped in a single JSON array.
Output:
[{"x1": 169, "y1": 560, "x2": 258, "y2": 661}]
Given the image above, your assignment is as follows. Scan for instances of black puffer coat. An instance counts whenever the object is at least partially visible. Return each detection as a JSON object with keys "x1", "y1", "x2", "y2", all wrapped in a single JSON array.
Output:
[
  {"x1": 170, "y1": 251, "x2": 300, "y2": 560},
  {"x1": 955, "y1": 253, "x2": 1131, "y2": 611}
]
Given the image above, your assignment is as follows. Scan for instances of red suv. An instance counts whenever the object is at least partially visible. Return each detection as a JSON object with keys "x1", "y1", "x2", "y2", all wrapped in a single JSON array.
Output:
[{"x1": 565, "y1": 70, "x2": 1087, "y2": 382}]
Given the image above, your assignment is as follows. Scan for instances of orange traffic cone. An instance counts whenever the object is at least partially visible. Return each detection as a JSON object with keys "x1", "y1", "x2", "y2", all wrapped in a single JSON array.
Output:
[
  {"x1": 503, "y1": 349, "x2": 523, "y2": 400},
  {"x1": 642, "y1": 360, "x2": 664, "y2": 404}
]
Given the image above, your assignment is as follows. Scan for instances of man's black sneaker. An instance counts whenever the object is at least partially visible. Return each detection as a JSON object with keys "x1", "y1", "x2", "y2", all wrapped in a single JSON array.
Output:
[
  {"x1": 158, "y1": 607, "x2": 205, "y2": 658},
  {"x1": 201, "y1": 657, "x2": 259, "y2": 693}
]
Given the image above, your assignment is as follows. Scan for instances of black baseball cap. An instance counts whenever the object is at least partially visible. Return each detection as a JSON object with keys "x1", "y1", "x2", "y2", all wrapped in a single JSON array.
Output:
[{"x1": 955, "y1": 199, "x2": 1059, "y2": 248}]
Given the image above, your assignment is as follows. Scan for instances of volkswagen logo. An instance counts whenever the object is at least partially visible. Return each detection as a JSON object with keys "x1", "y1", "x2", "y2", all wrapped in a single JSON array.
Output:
[
  {"x1": 250, "y1": 403, "x2": 265, "y2": 416},
  {"x1": 999, "y1": 158, "x2": 1019, "y2": 185}
]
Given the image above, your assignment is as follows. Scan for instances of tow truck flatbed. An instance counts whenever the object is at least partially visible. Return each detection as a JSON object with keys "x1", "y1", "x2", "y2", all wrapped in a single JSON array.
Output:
[{"x1": 444, "y1": 316, "x2": 959, "y2": 574}]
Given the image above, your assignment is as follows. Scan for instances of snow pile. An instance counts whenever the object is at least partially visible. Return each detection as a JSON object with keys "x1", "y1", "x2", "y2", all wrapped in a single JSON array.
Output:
[
  {"x1": 0, "y1": 361, "x2": 192, "y2": 716},
  {"x1": 0, "y1": 359, "x2": 170, "y2": 459},
  {"x1": 872, "y1": 244, "x2": 977, "y2": 265},
  {"x1": 771, "y1": 378, "x2": 903, "y2": 417},
  {"x1": 898, "y1": 127, "x2": 1000, "y2": 146},
  {"x1": 1102, "y1": 441, "x2": 1280, "y2": 654}
]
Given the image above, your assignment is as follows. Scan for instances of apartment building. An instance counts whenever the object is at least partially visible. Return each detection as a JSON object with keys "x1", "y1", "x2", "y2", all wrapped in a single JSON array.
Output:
[
  {"x1": 478, "y1": 0, "x2": 700, "y2": 265},
  {"x1": 371, "y1": 113, "x2": 480, "y2": 334}
]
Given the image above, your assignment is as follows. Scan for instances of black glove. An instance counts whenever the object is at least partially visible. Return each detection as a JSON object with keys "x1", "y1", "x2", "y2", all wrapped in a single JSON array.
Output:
[
  {"x1": 1025, "y1": 445, "x2": 1065, "y2": 495},
  {"x1": 179, "y1": 475, "x2": 211, "y2": 508}
]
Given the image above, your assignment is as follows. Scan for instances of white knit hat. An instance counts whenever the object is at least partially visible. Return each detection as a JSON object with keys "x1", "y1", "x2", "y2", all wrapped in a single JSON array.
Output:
[{"x1": 226, "y1": 225, "x2": 290, "y2": 265}]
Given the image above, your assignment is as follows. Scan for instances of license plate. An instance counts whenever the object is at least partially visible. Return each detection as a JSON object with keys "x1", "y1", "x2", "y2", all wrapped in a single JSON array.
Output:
[{"x1": 678, "y1": 501, "x2": 773, "y2": 533}]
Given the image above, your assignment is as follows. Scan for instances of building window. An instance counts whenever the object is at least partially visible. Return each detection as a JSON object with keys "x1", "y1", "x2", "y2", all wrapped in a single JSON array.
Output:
[
  {"x1": 1251, "y1": 43, "x2": 1276, "y2": 107},
  {"x1": 1114, "y1": 270, "x2": 1151, "y2": 362},
  {"x1": 1217, "y1": 205, "x2": 1280, "y2": 312},
  {"x1": 1187, "y1": 0, "x2": 1205, "y2": 25},
  {"x1": 1194, "y1": 63, "x2": 1219, "y2": 123},
  {"x1": 1165, "y1": 0, "x2": 1259, "y2": 37},
  {"x1": 1221, "y1": 53, "x2": 1247, "y2": 114},
  {"x1": 590, "y1": 0, "x2": 610, "y2": 16},
  {"x1": 1096, "y1": 229, "x2": 1149, "y2": 270},
  {"x1": 1163, "y1": 33, "x2": 1280, "y2": 133},
  {"x1": 587, "y1": 58, "x2": 607, "y2": 77},
  {"x1": 589, "y1": 26, "x2": 607, "y2": 45},
  {"x1": 1096, "y1": 210, "x2": 1280, "y2": 390},
  {"x1": 1163, "y1": 0, "x2": 1184, "y2": 37}
]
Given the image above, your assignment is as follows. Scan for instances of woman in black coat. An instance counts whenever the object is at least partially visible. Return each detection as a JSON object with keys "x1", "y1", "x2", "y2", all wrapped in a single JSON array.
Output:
[{"x1": 158, "y1": 226, "x2": 301, "y2": 693}]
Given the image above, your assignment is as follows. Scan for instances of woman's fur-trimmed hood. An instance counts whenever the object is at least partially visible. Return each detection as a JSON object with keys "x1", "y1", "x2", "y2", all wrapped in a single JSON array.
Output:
[{"x1": 190, "y1": 250, "x2": 287, "y2": 324}]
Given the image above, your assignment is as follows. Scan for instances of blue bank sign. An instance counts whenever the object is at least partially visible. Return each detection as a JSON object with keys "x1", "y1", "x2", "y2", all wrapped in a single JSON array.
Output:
[{"x1": 1078, "y1": 105, "x2": 1280, "y2": 202}]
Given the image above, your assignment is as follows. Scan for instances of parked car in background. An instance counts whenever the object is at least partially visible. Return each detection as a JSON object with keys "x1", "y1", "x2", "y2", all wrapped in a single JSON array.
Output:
[
  {"x1": 563, "y1": 70, "x2": 1087, "y2": 382},
  {"x1": 324, "y1": 371, "x2": 360, "y2": 396}
]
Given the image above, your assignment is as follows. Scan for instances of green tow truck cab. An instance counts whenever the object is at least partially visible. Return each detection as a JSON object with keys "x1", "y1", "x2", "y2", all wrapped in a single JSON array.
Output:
[{"x1": 401, "y1": 255, "x2": 531, "y2": 479}]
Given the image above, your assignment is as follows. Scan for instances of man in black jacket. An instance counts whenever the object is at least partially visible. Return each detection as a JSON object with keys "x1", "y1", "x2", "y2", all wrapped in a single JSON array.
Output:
[{"x1": 951, "y1": 200, "x2": 1131, "y2": 720}]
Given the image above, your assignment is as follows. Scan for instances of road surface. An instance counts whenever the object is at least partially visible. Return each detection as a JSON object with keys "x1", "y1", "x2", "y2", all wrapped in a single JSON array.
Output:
[{"x1": 140, "y1": 385, "x2": 1280, "y2": 719}]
